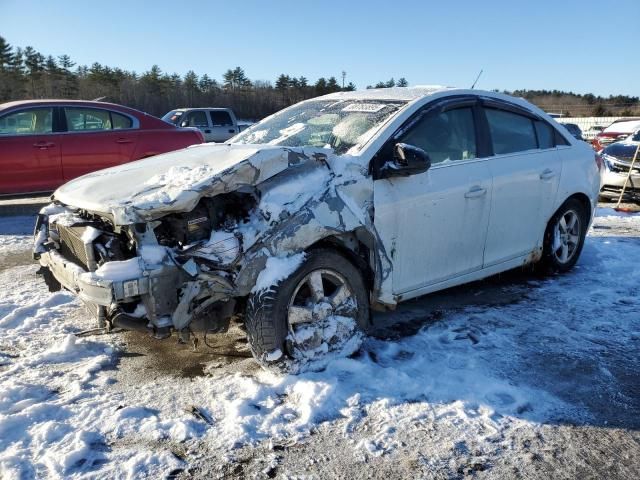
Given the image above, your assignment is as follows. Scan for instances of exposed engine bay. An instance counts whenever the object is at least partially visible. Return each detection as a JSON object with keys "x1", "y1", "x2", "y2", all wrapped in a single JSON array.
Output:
[{"x1": 34, "y1": 191, "x2": 262, "y2": 341}]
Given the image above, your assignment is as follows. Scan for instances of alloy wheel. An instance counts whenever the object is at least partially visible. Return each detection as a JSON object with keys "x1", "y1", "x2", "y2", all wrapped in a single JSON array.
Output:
[{"x1": 552, "y1": 209, "x2": 582, "y2": 264}]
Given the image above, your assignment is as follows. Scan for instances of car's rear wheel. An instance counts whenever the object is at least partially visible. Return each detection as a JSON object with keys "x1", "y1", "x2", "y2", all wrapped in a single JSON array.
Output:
[
  {"x1": 540, "y1": 198, "x2": 588, "y2": 272},
  {"x1": 245, "y1": 249, "x2": 370, "y2": 373}
]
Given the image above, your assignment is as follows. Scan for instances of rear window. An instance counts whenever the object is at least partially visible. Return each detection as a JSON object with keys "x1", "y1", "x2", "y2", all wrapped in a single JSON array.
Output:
[
  {"x1": 534, "y1": 120, "x2": 555, "y2": 149},
  {"x1": 64, "y1": 108, "x2": 133, "y2": 132},
  {"x1": 112, "y1": 112, "x2": 133, "y2": 129},
  {"x1": 210, "y1": 110, "x2": 233, "y2": 126},
  {"x1": 65, "y1": 108, "x2": 111, "y2": 131},
  {"x1": 184, "y1": 111, "x2": 209, "y2": 127},
  {"x1": 485, "y1": 108, "x2": 537, "y2": 154}
]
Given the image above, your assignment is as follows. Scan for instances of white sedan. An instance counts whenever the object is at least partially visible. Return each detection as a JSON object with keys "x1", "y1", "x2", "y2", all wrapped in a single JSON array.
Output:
[{"x1": 34, "y1": 87, "x2": 601, "y2": 372}]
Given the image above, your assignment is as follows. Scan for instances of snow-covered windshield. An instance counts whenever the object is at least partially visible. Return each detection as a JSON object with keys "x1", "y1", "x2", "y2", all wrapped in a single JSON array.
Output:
[{"x1": 231, "y1": 99, "x2": 406, "y2": 155}]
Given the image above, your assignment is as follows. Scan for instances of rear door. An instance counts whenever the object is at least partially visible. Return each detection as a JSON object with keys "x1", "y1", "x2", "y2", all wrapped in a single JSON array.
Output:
[
  {"x1": 0, "y1": 106, "x2": 63, "y2": 194},
  {"x1": 209, "y1": 110, "x2": 238, "y2": 142},
  {"x1": 60, "y1": 107, "x2": 138, "y2": 181},
  {"x1": 480, "y1": 102, "x2": 562, "y2": 266}
]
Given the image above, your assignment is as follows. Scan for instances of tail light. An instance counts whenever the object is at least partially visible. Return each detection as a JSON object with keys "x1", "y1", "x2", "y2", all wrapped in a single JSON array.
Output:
[{"x1": 595, "y1": 152, "x2": 603, "y2": 171}]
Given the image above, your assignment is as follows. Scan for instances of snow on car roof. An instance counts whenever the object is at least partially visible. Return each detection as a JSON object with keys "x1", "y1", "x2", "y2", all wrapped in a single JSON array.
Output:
[
  {"x1": 604, "y1": 119, "x2": 640, "y2": 133},
  {"x1": 320, "y1": 86, "x2": 453, "y2": 102}
]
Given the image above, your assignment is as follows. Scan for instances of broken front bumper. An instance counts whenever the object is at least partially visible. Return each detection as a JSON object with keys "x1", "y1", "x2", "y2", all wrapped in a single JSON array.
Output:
[{"x1": 38, "y1": 250, "x2": 150, "y2": 307}]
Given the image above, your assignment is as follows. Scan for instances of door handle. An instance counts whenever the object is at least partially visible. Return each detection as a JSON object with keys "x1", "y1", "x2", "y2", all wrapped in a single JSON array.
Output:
[
  {"x1": 115, "y1": 138, "x2": 133, "y2": 144},
  {"x1": 33, "y1": 142, "x2": 55, "y2": 149},
  {"x1": 204, "y1": 129, "x2": 212, "y2": 134},
  {"x1": 464, "y1": 186, "x2": 487, "y2": 199},
  {"x1": 228, "y1": 129, "x2": 235, "y2": 133},
  {"x1": 540, "y1": 169, "x2": 556, "y2": 180}
]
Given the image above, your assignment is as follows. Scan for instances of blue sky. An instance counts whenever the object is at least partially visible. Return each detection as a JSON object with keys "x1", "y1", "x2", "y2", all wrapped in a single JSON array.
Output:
[{"x1": 1, "y1": 0, "x2": 638, "y2": 96}]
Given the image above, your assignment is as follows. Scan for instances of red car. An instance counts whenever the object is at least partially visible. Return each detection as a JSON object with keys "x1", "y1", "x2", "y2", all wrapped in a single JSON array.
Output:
[
  {"x1": 0, "y1": 100, "x2": 204, "y2": 195},
  {"x1": 592, "y1": 118, "x2": 640, "y2": 151}
]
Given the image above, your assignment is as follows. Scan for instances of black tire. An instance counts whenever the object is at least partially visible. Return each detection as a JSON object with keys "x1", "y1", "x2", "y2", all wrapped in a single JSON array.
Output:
[
  {"x1": 540, "y1": 198, "x2": 588, "y2": 273},
  {"x1": 245, "y1": 249, "x2": 370, "y2": 373}
]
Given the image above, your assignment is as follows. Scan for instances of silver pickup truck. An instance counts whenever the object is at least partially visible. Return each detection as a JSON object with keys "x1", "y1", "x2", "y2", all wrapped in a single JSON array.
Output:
[{"x1": 162, "y1": 108, "x2": 243, "y2": 142}]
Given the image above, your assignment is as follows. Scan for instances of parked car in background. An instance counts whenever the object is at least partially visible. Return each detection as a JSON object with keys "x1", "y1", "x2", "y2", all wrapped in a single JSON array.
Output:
[
  {"x1": 162, "y1": 108, "x2": 241, "y2": 142},
  {"x1": 583, "y1": 125, "x2": 605, "y2": 141},
  {"x1": 34, "y1": 87, "x2": 600, "y2": 372},
  {"x1": 600, "y1": 129, "x2": 640, "y2": 199},
  {"x1": 592, "y1": 118, "x2": 640, "y2": 150},
  {"x1": 0, "y1": 100, "x2": 204, "y2": 195},
  {"x1": 561, "y1": 122, "x2": 583, "y2": 141}
]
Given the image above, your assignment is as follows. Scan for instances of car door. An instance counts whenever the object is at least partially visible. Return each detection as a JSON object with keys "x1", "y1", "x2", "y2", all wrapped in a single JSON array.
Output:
[
  {"x1": 373, "y1": 99, "x2": 493, "y2": 294},
  {"x1": 209, "y1": 110, "x2": 238, "y2": 142},
  {"x1": 480, "y1": 103, "x2": 562, "y2": 267},
  {"x1": 60, "y1": 107, "x2": 138, "y2": 181},
  {"x1": 0, "y1": 106, "x2": 63, "y2": 194},
  {"x1": 181, "y1": 110, "x2": 214, "y2": 141}
]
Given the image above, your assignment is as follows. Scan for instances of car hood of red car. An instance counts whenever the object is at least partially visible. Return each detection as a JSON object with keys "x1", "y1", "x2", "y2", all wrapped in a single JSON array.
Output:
[{"x1": 53, "y1": 143, "x2": 333, "y2": 225}]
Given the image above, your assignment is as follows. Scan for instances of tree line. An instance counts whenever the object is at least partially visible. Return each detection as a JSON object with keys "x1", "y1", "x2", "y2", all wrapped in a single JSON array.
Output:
[
  {"x1": 506, "y1": 89, "x2": 640, "y2": 117},
  {"x1": 0, "y1": 37, "x2": 411, "y2": 120},
  {"x1": 1, "y1": 36, "x2": 638, "y2": 119}
]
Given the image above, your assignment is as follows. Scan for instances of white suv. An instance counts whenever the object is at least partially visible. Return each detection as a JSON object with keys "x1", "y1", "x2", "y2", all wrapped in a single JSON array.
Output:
[
  {"x1": 162, "y1": 107, "x2": 240, "y2": 142},
  {"x1": 35, "y1": 87, "x2": 601, "y2": 372}
]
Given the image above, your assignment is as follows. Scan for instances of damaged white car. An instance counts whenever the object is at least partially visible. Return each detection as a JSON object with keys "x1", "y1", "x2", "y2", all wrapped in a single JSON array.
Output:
[{"x1": 33, "y1": 87, "x2": 601, "y2": 372}]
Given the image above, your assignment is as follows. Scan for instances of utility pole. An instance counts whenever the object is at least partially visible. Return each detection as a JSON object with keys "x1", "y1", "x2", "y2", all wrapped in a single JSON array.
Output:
[{"x1": 342, "y1": 71, "x2": 346, "y2": 89}]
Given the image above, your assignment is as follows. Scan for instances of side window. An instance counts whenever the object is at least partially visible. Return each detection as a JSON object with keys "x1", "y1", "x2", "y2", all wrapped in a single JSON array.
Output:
[
  {"x1": 0, "y1": 108, "x2": 53, "y2": 135},
  {"x1": 485, "y1": 108, "x2": 537, "y2": 154},
  {"x1": 554, "y1": 129, "x2": 570, "y2": 146},
  {"x1": 65, "y1": 108, "x2": 112, "y2": 131},
  {"x1": 398, "y1": 107, "x2": 477, "y2": 164},
  {"x1": 210, "y1": 111, "x2": 233, "y2": 126},
  {"x1": 534, "y1": 120, "x2": 555, "y2": 149},
  {"x1": 112, "y1": 112, "x2": 133, "y2": 129},
  {"x1": 185, "y1": 111, "x2": 209, "y2": 128}
]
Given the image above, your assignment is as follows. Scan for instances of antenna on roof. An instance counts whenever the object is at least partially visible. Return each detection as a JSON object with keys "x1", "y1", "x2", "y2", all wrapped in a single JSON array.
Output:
[
  {"x1": 92, "y1": 96, "x2": 107, "y2": 102},
  {"x1": 470, "y1": 69, "x2": 483, "y2": 89}
]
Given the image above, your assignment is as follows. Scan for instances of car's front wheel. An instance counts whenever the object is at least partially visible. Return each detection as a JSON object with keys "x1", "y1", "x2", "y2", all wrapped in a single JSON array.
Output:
[
  {"x1": 245, "y1": 249, "x2": 370, "y2": 373},
  {"x1": 540, "y1": 198, "x2": 588, "y2": 272}
]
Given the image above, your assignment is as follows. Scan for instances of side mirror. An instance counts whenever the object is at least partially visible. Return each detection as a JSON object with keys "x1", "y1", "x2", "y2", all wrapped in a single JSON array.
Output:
[{"x1": 381, "y1": 143, "x2": 431, "y2": 178}]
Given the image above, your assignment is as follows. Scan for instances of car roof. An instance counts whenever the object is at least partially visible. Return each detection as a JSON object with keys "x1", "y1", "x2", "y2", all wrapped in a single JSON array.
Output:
[
  {"x1": 169, "y1": 107, "x2": 231, "y2": 112},
  {"x1": 604, "y1": 119, "x2": 640, "y2": 133},
  {"x1": 319, "y1": 86, "x2": 453, "y2": 102},
  {"x1": 0, "y1": 99, "x2": 141, "y2": 114}
]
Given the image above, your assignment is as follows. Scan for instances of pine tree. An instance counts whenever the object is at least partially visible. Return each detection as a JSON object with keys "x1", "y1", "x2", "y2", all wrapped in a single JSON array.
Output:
[
  {"x1": 0, "y1": 36, "x2": 13, "y2": 71},
  {"x1": 183, "y1": 70, "x2": 199, "y2": 106},
  {"x1": 315, "y1": 77, "x2": 327, "y2": 95},
  {"x1": 397, "y1": 77, "x2": 408, "y2": 87},
  {"x1": 327, "y1": 76, "x2": 340, "y2": 92}
]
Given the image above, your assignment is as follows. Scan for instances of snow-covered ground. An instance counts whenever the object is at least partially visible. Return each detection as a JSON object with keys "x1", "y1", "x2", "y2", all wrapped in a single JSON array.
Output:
[{"x1": 0, "y1": 208, "x2": 639, "y2": 479}]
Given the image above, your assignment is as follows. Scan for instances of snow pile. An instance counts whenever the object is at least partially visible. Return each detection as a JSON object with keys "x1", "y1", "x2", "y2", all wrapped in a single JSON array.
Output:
[
  {"x1": 251, "y1": 253, "x2": 306, "y2": 293},
  {"x1": 91, "y1": 257, "x2": 143, "y2": 281},
  {"x1": 0, "y1": 219, "x2": 192, "y2": 479}
]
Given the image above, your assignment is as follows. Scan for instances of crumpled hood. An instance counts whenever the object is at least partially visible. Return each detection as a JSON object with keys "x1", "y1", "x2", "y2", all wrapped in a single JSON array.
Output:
[{"x1": 54, "y1": 143, "x2": 331, "y2": 225}]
